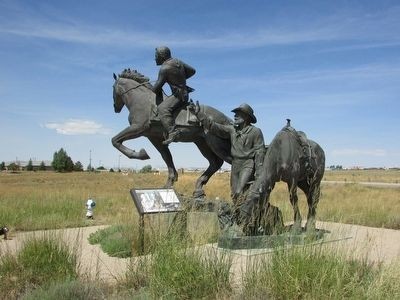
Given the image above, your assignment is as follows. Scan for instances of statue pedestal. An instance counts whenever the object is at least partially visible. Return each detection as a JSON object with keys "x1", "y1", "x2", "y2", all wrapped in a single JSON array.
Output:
[
  {"x1": 187, "y1": 212, "x2": 219, "y2": 243},
  {"x1": 218, "y1": 228, "x2": 326, "y2": 250}
]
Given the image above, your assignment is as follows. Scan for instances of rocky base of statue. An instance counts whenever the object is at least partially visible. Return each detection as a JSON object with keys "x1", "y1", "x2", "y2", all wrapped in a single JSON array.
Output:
[{"x1": 182, "y1": 195, "x2": 285, "y2": 237}]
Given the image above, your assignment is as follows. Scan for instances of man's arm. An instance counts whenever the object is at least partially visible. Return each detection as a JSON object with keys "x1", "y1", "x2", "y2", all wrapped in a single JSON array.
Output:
[
  {"x1": 190, "y1": 101, "x2": 232, "y2": 138},
  {"x1": 152, "y1": 67, "x2": 167, "y2": 104}
]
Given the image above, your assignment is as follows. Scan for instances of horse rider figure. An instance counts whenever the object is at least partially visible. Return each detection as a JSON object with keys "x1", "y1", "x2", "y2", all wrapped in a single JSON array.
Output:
[{"x1": 151, "y1": 46, "x2": 196, "y2": 145}]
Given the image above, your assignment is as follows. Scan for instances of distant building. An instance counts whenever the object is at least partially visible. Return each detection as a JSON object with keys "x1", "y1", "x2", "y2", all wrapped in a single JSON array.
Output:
[{"x1": 4, "y1": 160, "x2": 53, "y2": 171}]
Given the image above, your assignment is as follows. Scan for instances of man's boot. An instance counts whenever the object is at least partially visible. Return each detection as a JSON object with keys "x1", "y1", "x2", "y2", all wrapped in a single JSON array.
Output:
[{"x1": 162, "y1": 129, "x2": 180, "y2": 145}]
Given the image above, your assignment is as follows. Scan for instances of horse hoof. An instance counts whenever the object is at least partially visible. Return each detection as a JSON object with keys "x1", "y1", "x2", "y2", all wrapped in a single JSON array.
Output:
[{"x1": 139, "y1": 149, "x2": 150, "y2": 160}]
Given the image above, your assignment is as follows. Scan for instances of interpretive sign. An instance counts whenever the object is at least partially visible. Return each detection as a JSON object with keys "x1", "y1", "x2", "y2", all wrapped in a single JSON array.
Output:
[{"x1": 130, "y1": 188, "x2": 182, "y2": 215}]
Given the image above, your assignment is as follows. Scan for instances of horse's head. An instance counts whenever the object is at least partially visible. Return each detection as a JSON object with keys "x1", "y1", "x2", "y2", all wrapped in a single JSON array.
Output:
[
  {"x1": 113, "y1": 69, "x2": 152, "y2": 113},
  {"x1": 113, "y1": 73, "x2": 124, "y2": 113}
]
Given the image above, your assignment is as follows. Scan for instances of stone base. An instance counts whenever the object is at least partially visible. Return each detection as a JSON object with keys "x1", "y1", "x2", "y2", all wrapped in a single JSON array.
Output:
[{"x1": 218, "y1": 228, "x2": 326, "y2": 250}]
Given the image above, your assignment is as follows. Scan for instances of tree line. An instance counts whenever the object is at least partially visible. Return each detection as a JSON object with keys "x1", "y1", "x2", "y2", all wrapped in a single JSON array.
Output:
[
  {"x1": 0, "y1": 148, "x2": 84, "y2": 172},
  {"x1": 1, "y1": 149, "x2": 157, "y2": 173}
]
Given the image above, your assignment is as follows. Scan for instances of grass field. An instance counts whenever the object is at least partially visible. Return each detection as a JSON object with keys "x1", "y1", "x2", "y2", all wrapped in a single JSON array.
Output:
[
  {"x1": 0, "y1": 170, "x2": 399, "y2": 231},
  {"x1": 1, "y1": 170, "x2": 399, "y2": 299}
]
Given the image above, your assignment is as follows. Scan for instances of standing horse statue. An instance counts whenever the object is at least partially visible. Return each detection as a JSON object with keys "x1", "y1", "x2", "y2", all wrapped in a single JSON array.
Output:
[
  {"x1": 112, "y1": 69, "x2": 232, "y2": 197},
  {"x1": 243, "y1": 120, "x2": 325, "y2": 232}
]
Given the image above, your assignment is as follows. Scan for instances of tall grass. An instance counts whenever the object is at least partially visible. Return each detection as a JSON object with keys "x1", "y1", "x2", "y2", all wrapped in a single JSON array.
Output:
[
  {"x1": 119, "y1": 231, "x2": 232, "y2": 299},
  {"x1": 242, "y1": 244, "x2": 400, "y2": 299},
  {"x1": 0, "y1": 233, "x2": 79, "y2": 299}
]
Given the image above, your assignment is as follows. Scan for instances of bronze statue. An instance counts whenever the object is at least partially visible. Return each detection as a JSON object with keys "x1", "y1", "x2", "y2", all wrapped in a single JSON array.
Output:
[
  {"x1": 112, "y1": 69, "x2": 232, "y2": 198},
  {"x1": 242, "y1": 119, "x2": 326, "y2": 232},
  {"x1": 190, "y1": 101, "x2": 265, "y2": 201},
  {"x1": 152, "y1": 46, "x2": 196, "y2": 145}
]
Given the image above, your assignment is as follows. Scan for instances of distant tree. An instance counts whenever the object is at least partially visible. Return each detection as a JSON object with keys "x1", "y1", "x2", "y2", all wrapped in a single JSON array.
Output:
[
  {"x1": 140, "y1": 164, "x2": 153, "y2": 173},
  {"x1": 39, "y1": 161, "x2": 46, "y2": 171},
  {"x1": 0, "y1": 161, "x2": 5, "y2": 171},
  {"x1": 65, "y1": 156, "x2": 74, "y2": 172},
  {"x1": 8, "y1": 162, "x2": 19, "y2": 172},
  {"x1": 97, "y1": 166, "x2": 106, "y2": 170},
  {"x1": 109, "y1": 168, "x2": 114, "y2": 172},
  {"x1": 26, "y1": 159, "x2": 34, "y2": 171},
  {"x1": 74, "y1": 161, "x2": 83, "y2": 172},
  {"x1": 86, "y1": 164, "x2": 94, "y2": 172},
  {"x1": 52, "y1": 148, "x2": 74, "y2": 172}
]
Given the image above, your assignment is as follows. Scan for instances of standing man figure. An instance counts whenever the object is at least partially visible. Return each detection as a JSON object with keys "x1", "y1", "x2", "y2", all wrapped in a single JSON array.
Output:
[
  {"x1": 152, "y1": 46, "x2": 196, "y2": 145},
  {"x1": 191, "y1": 102, "x2": 266, "y2": 201}
]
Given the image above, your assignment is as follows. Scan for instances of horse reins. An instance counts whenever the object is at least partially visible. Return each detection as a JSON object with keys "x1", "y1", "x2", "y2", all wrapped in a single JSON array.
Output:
[{"x1": 120, "y1": 81, "x2": 154, "y2": 95}]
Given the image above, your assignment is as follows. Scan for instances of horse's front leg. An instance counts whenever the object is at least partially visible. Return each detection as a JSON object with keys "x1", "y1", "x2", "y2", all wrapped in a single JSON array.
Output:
[
  {"x1": 111, "y1": 125, "x2": 150, "y2": 160},
  {"x1": 148, "y1": 138, "x2": 178, "y2": 188},
  {"x1": 193, "y1": 141, "x2": 224, "y2": 198}
]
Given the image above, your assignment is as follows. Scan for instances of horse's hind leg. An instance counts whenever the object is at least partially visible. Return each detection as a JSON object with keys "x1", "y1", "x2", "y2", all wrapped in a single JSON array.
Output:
[
  {"x1": 298, "y1": 179, "x2": 320, "y2": 231},
  {"x1": 193, "y1": 140, "x2": 224, "y2": 198},
  {"x1": 148, "y1": 137, "x2": 178, "y2": 188},
  {"x1": 288, "y1": 181, "x2": 302, "y2": 230}
]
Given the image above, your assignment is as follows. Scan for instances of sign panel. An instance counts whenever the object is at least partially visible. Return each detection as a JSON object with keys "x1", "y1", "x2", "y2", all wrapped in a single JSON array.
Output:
[{"x1": 130, "y1": 188, "x2": 182, "y2": 214}]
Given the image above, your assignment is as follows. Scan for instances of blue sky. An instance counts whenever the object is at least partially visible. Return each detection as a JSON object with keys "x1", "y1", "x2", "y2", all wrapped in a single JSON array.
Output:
[{"x1": 1, "y1": 0, "x2": 399, "y2": 169}]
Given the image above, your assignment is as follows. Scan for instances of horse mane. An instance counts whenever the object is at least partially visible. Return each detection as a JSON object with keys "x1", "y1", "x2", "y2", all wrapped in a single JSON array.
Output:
[{"x1": 119, "y1": 68, "x2": 151, "y2": 85}]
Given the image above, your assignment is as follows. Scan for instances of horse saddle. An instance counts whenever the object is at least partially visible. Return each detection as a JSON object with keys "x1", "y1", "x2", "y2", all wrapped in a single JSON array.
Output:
[
  {"x1": 150, "y1": 101, "x2": 200, "y2": 127},
  {"x1": 284, "y1": 125, "x2": 315, "y2": 176}
]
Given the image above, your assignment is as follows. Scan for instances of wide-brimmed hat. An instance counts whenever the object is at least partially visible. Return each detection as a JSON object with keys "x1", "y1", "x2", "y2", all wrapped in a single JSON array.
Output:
[{"x1": 231, "y1": 103, "x2": 257, "y2": 123}]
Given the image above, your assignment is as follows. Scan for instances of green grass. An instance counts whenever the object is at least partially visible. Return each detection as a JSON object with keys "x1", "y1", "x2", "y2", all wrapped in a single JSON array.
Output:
[
  {"x1": 88, "y1": 224, "x2": 136, "y2": 258},
  {"x1": 0, "y1": 233, "x2": 79, "y2": 299},
  {"x1": 120, "y1": 232, "x2": 232, "y2": 299},
  {"x1": 242, "y1": 244, "x2": 400, "y2": 299}
]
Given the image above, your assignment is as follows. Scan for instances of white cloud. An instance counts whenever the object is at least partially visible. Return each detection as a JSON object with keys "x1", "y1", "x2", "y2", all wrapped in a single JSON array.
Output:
[
  {"x1": 331, "y1": 149, "x2": 387, "y2": 157},
  {"x1": 44, "y1": 119, "x2": 111, "y2": 135}
]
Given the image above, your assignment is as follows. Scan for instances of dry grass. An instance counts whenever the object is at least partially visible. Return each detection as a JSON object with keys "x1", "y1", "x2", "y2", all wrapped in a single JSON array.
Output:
[
  {"x1": 323, "y1": 169, "x2": 400, "y2": 183},
  {"x1": 0, "y1": 170, "x2": 399, "y2": 230}
]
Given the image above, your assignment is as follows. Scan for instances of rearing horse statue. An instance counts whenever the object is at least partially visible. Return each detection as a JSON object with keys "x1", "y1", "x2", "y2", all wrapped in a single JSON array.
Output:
[{"x1": 112, "y1": 69, "x2": 232, "y2": 197}]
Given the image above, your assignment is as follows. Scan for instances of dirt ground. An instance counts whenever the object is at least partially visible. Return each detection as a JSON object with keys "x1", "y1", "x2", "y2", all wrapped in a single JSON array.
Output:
[{"x1": 1, "y1": 222, "x2": 399, "y2": 284}]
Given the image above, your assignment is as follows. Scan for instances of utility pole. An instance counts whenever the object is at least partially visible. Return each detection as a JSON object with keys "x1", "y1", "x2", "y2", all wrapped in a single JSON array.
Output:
[{"x1": 89, "y1": 150, "x2": 92, "y2": 172}]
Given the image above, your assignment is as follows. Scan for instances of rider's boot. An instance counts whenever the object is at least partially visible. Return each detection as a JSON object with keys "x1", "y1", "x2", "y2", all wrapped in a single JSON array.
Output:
[{"x1": 162, "y1": 128, "x2": 180, "y2": 145}]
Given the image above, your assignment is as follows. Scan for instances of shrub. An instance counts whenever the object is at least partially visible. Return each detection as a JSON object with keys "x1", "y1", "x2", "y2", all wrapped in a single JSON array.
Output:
[{"x1": 21, "y1": 280, "x2": 105, "y2": 300}]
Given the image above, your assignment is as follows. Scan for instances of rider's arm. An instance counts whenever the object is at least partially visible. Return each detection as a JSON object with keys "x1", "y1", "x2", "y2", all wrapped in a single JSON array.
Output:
[{"x1": 152, "y1": 66, "x2": 168, "y2": 98}]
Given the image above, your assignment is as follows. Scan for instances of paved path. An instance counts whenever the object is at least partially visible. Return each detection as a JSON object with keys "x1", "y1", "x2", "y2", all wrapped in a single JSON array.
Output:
[{"x1": 1, "y1": 222, "x2": 399, "y2": 284}]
